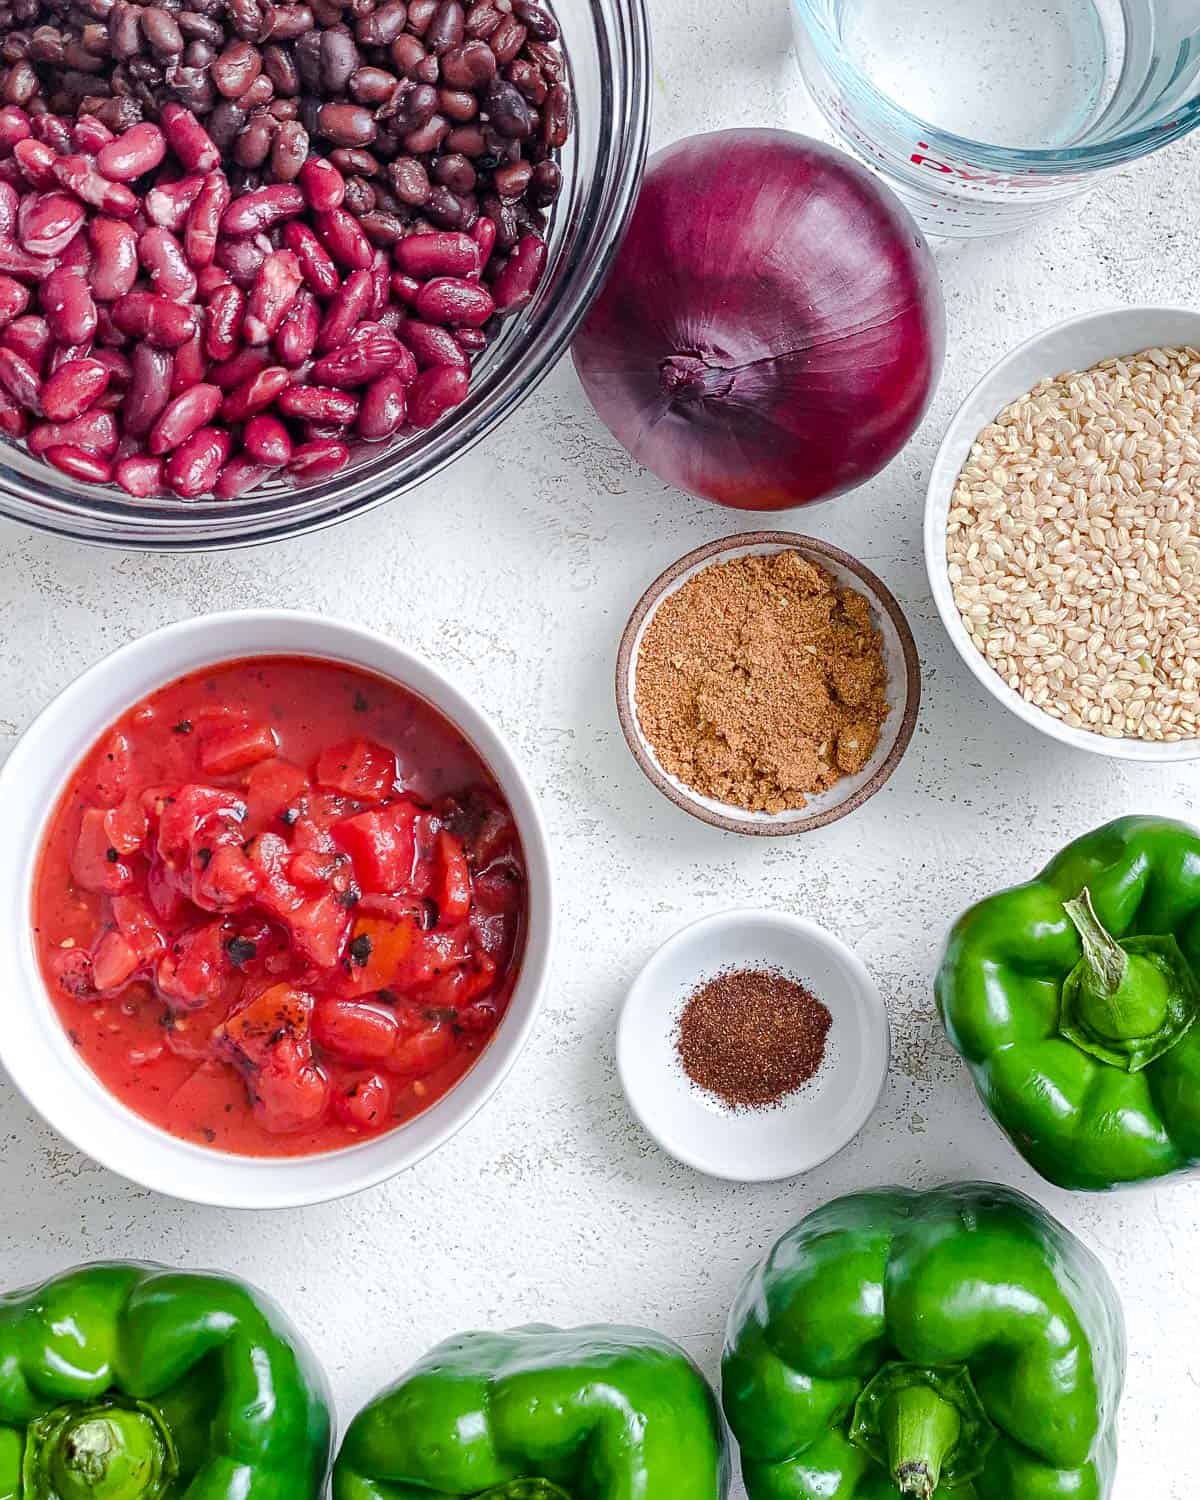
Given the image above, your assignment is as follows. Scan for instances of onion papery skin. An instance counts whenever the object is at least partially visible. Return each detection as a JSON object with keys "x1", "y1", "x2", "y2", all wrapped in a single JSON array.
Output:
[{"x1": 572, "y1": 128, "x2": 947, "y2": 511}]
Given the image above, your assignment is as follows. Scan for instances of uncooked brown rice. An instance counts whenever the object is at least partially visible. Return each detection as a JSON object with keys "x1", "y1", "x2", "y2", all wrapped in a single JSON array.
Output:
[{"x1": 946, "y1": 345, "x2": 1200, "y2": 741}]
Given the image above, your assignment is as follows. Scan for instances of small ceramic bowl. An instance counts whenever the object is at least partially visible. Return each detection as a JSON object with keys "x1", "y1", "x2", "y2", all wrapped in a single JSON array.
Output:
[
  {"x1": 925, "y1": 306, "x2": 1200, "y2": 762},
  {"x1": 616, "y1": 909, "x2": 890, "y2": 1181},
  {"x1": 0, "y1": 610, "x2": 554, "y2": 1209},
  {"x1": 616, "y1": 533, "x2": 921, "y2": 834}
]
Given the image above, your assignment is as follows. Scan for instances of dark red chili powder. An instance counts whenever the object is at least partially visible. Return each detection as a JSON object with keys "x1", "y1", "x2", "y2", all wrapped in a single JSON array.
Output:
[{"x1": 676, "y1": 967, "x2": 832, "y2": 1109}]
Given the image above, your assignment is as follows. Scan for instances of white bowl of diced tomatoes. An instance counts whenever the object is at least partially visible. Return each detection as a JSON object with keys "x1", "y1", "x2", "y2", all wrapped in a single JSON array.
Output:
[{"x1": 0, "y1": 611, "x2": 554, "y2": 1208}]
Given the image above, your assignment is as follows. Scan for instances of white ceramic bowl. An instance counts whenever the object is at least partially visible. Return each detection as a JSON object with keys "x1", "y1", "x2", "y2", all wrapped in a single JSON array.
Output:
[
  {"x1": 616, "y1": 534, "x2": 921, "y2": 835},
  {"x1": 0, "y1": 611, "x2": 554, "y2": 1209},
  {"x1": 925, "y1": 305, "x2": 1200, "y2": 762},
  {"x1": 616, "y1": 910, "x2": 889, "y2": 1181}
]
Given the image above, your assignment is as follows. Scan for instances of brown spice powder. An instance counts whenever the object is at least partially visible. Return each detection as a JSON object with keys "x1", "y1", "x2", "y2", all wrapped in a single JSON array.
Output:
[
  {"x1": 676, "y1": 967, "x2": 832, "y2": 1110},
  {"x1": 635, "y1": 550, "x2": 890, "y2": 813}
]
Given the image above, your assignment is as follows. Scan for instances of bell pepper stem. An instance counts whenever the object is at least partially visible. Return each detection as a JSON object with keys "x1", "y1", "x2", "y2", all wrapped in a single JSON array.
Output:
[
  {"x1": 1063, "y1": 887, "x2": 1170, "y2": 1041},
  {"x1": 1064, "y1": 889, "x2": 1128, "y2": 997},
  {"x1": 24, "y1": 1401, "x2": 176, "y2": 1500},
  {"x1": 881, "y1": 1384, "x2": 961, "y2": 1499}
]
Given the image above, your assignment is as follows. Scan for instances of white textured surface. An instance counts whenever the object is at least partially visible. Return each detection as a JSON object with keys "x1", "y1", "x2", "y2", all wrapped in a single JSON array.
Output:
[{"x1": 1, "y1": 9, "x2": 1199, "y2": 1494}]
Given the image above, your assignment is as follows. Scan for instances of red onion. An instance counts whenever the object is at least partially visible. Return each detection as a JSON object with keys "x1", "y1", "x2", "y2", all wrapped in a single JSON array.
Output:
[{"x1": 573, "y1": 129, "x2": 946, "y2": 511}]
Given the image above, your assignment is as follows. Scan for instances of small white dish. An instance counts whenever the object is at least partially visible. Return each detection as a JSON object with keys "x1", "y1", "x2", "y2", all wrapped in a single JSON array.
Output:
[
  {"x1": 925, "y1": 305, "x2": 1200, "y2": 762},
  {"x1": 616, "y1": 909, "x2": 889, "y2": 1181},
  {"x1": 0, "y1": 610, "x2": 554, "y2": 1209}
]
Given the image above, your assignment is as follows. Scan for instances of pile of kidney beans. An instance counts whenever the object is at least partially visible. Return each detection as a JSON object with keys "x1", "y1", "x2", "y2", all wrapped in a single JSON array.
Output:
[{"x1": 0, "y1": 0, "x2": 566, "y2": 499}]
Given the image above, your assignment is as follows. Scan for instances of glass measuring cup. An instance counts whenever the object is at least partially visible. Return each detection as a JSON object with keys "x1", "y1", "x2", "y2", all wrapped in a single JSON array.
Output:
[{"x1": 792, "y1": 0, "x2": 1200, "y2": 236}]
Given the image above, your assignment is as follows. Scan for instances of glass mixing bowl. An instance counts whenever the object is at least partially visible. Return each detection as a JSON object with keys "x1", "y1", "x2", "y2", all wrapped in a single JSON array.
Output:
[{"x1": 0, "y1": 0, "x2": 651, "y2": 551}]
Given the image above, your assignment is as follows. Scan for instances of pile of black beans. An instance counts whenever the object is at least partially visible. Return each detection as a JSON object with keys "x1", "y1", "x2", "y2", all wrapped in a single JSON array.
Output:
[{"x1": 0, "y1": 0, "x2": 568, "y2": 253}]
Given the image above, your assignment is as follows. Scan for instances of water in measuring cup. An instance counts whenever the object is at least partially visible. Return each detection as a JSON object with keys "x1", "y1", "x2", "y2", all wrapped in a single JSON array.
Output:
[{"x1": 838, "y1": 0, "x2": 1126, "y2": 150}]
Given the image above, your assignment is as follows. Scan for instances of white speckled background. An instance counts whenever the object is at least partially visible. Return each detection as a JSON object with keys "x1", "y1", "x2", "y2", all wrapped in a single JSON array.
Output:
[{"x1": 1, "y1": 7, "x2": 1198, "y2": 1495}]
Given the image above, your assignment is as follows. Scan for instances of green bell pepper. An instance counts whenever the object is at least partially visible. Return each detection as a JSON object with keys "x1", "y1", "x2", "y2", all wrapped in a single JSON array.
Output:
[
  {"x1": 722, "y1": 1183, "x2": 1124, "y2": 1500},
  {"x1": 936, "y1": 815, "x2": 1200, "y2": 1189},
  {"x1": 0, "y1": 1262, "x2": 331, "y2": 1500},
  {"x1": 333, "y1": 1323, "x2": 729, "y2": 1500}
]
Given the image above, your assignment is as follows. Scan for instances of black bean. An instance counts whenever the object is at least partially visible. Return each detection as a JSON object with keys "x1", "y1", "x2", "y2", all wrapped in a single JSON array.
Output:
[
  {"x1": 1, "y1": 57, "x2": 37, "y2": 100},
  {"x1": 445, "y1": 122, "x2": 484, "y2": 154},
  {"x1": 484, "y1": 76, "x2": 532, "y2": 138},
  {"x1": 234, "y1": 110, "x2": 275, "y2": 164},
  {"x1": 228, "y1": 0, "x2": 273, "y2": 41},
  {"x1": 299, "y1": 89, "x2": 322, "y2": 134},
  {"x1": 211, "y1": 38, "x2": 261, "y2": 95},
  {"x1": 317, "y1": 98, "x2": 376, "y2": 144},
  {"x1": 318, "y1": 24, "x2": 358, "y2": 90},
  {"x1": 387, "y1": 153, "x2": 428, "y2": 204},
  {"x1": 528, "y1": 154, "x2": 559, "y2": 205},
  {"x1": 262, "y1": 42, "x2": 300, "y2": 91},
  {"x1": 437, "y1": 85, "x2": 475, "y2": 121},
  {"x1": 388, "y1": 32, "x2": 425, "y2": 76},
  {"x1": 424, "y1": 183, "x2": 473, "y2": 228},
  {"x1": 30, "y1": 24, "x2": 67, "y2": 61},
  {"x1": 348, "y1": 63, "x2": 395, "y2": 103},
  {"x1": 354, "y1": 0, "x2": 404, "y2": 45},
  {"x1": 140, "y1": 5, "x2": 183, "y2": 53},
  {"x1": 295, "y1": 30, "x2": 322, "y2": 88},
  {"x1": 439, "y1": 38, "x2": 493, "y2": 88},
  {"x1": 357, "y1": 208, "x2": 406, "y2": 242},
  {"x1": 424, "y1": 0, "x2": 463, "y2": 53},
  {"x1": 207, "y1": 96, "x2": 249, "y2": 145},
  {"x1": 182, "y1": 38, "x2": 214, "y2": 65},
  {"x1": 512, "y1": 0, "x2": 555, "y2": 39},
  {"x1": 178, "y1": 10, "x2": 223, "y2": 41},
  {"x1": 540, "y1": 80, "x2": 568, "y2": 147},
  {"x1": 432, "y1": 149, "x2": 474, "y2": 192},
  {"x1": 330, "y1": 144, "x2": 379, "y2": 173},
  {"x1": 165, "y1": 61, "x2": 214, "y2": 108},
  {"x1": 271, "y1": 117, "x2": 308, "y2": 174},
  {"x1": 342, "y1": 175, "x2": 375, "y2": 211},
  {"x1": 63, "y1": 37, "x2": 105, "y2": 69},
  {"x1": 268, "y1": 3, "x2": 314, "y2": 37},
  {"x1": 406, "y1": 0, "x2": 436, "y2": 31}
]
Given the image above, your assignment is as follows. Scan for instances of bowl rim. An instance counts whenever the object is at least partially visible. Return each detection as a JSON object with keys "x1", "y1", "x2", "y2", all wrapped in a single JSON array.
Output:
[
  {"x1": 614, "y1": 531, "x2": 922, "y2": 835},
  {"x1": 923, "y1": 304, "x2": 1200, "y2": 763},
  {"x1": 615, "y1": 906, "x2": 890, "y2": 1181},
  {"x1": 0, "y1": 609, "x2": 555, "y2": 1208}
]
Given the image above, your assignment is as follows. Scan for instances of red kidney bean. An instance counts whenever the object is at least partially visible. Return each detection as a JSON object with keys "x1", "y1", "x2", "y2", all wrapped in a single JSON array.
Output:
[
  {"x1": 243, "y1": 411, "x2": 292, "y2": 465},
  {"x1": 0, "y1": 235, "x2": 57, "y2": 280},
  {"x1": 287, "y1": 437, "x2": 349, "y2": 480},
  {"x1": 0, "y1": 182, "x2": 16, "y2": 238},
  {"x1": 377, "y1": 305, "x2": 407, "y2": 336},
  {"x1": 313, "y1": 322, "x2": 407, "y2": 386},
  {"x1": 139, "y1": 226, "x2": 198, "y2": 302},
  {"x1": 206, "y1": 283, "x2": 245, "y2": 361},
  {"x1": 41, "y1": 356, "x2": 109, "y2": 420},
  {"x1": 491, "y1": 231, "x2": 545, "y2": 312},
  {"x1": 112, "y1": 291, "x2": 197, "y2": 347},
  {"x1": 169, "y1": 330, "x2": 208, "y2": 394},
  {"x1": 95, "y1": 305, "x2": 128, "y2": 348},
  {"x1": 44, "y1": 443, "x2": 112, "y2": 482},
  {"x1": 273, "y1": 286, "x2": 319, "y2": 366},
  {"x1": 0, "y1": 272, "x2": 27, "y2": 325},
  {"x1": 91, "y1": 348, "x2": 132, "y2": 386},
  {"x1": 18, "y1": 192, "x2": 85, "y2": 257},
  {"x1": 220, "y1": 183, "x2": 306, "y2": 237},
  {"x1": 312, "y1": 207, "x2": 372, "y2": 271},
  {"x1": 282, "y1": 220, "x2": 339, "y2": 298},
  {"x1": 276, "y1": 384, "x2": 358, "y2": 424},
  {"x1": 59, "y1": 233, "x2": 92, "y2": 274},
  {"x1": 244, "y1": 249, "x2": 303, "y2": 344},
  {"x1": 148, "y1": 381, "x2": 221, "y2": 453},
  {"x1": 124, "y1": 343, "x2": 174, "y2": 436},
  {"x1": 369, "y1": 251, "x2": 390, "y2": 317},
  {"x1": 13, "y1": 138, "x2": 58, "y2": 190},
  {"x1": 390, "y1": 270, "x2": 420, "y2": 305},
  {"x1": 407, "y1": 362, "x2": 468, "y2": 427},
  {"x1": 470, "y1": 213, "x2": 495, "y2": 273},
  {"x1": 49, "y1": 344, "x2": 92, "y2": 378},
  {"x1": 0, "y1": 346, "x2": 41, "y2": 411},
  {"x1": 0, "y1": 107, "x2": 32, "y2": 155},
  {"x1": 184, "y1": 170, "x2": 230, "y2": 269},
  {"x1": 215, "y1": 232, "x2": 269, "y2": 291},
  {"x1": 213, "y1": 454, "x2": 273, "y2": 498},
  {"x1": 0, "y1": 387, "x2": 27, "y2": 436},
  {"x1": 316, "y1": 265, "x2": 372, "y2": 352},
  {"x1": 220, "y1": 363, "x2": 292, "y2": 421},
  {"x1": 211, "y1": 345, "x2": 269, "y2": 391},
  {"x1": 160, "y1": 104, "x2": 220, "y2": 173},
  {"x1": 394, "y1": 229, "x2": 478, "y2": 279},
  {"x1": 456, "y1": 326, "x2": 486, "y2": 354},
  {"x1": 197, "y1": 264, "x2": 234, "y2": 298},
  {"x1": 29, "y1": 409, "x2": 119, "y2": 456},
  {"x1": 356, "y1": 367, "x2": 407, "y2": 439},
  {"x1": 299, "y1": 155, "x2": 345, "y2": 212},
  {"x1": 52, "y1": 156, "x2": 139, "y2": 217},
  {"x1": 88, "y1": 217, "x2": 138, "y2": 299},
  {"x1": 145, "y1": 174, "x2": 204, "y2": 231},
  {"x1": 73, "y1": 117, "x2": 115, "y2": 155},
  {"x1": 41, "y1": 266, "x2": 97, "y2": 345},
  {"x1": 165, "y1": 423, "x2": 230, "y2": 496},
  {"x1": 401, "y1": 318, "x2": 466, "y2": 369},
  {"x1": 413, "y1": 275, "x2": 494, "y2": 327},
  {"x1": 114, "y1": 452, "x2": 166, "y2": 497},
  {"x1": 2, "y1": 314, "x2": 51, "y2": 370},
  {"x1": 97, "y1": 123, "x2": 167, "y2": 182}
]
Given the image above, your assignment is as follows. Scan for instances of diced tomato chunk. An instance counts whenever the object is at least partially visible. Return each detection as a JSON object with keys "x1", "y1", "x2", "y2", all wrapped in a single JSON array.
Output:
[
  {"x1": 104, "y1": 796, "x2": 149, "y2": 856},
  {"x1": 155, "y1": 785, "x2": 246, "y2": 872},
  {"x1": 200, "y1": 722, "x2": 279, "y2": 776},
  {"x1": 340, "y1": 915, "x2": 419, "y2": 995},
  {"x1": 71, "y1": 807, "x2": 133, "y2": 894},
  {"x1": 193, "y1": 844, "x2": 257, "y2": 912},
  {"x1": 289, "y1": 849, "x2": 330, "y2": 891},
  {"x1": 157, "y1": 921, "x2": 231, "y2": 1011},
  {"x1": 334, "y1": 1072, "x2": 392, "y2": 1130},
  {"x1": 219, "y1": 984, "x2": 329, "y2": 1133},
  {"x1": 312, "y1": 998, "x2": 400, "y2": 1064},
  {"x1": 431, "y1": 829, "x2": 472, "y2": 925},
  {"x1": 49, "y1": 944, "x2": 94, "y2": 998},
  {"x1": 87, "y1": 730, "x2": 133, "y2": 808},
  {"x1": 111, "y1": 893, "x2": 166, "y2": 964},
  {"x1": 91, "y1": 929, "x2": 141, "y2": 992},
  {"x1": 390, "y1": 1017, "x2": 458, "y2": 1078},
  {"x1": 244, "y1": 758, "x2": 309, "y2": 832},
  {"x1": 314, "y1": 739, "x2": 397, "y2": 802},
  {"x1": 246, "y1": 834, "x2": 350, "y2": 968},
  {"x1": 419, "y1": 955, "x2": 497, "y2": 1013},
  {"x1": 335, "y1": 801, "x2": 418, "y2": 893}
]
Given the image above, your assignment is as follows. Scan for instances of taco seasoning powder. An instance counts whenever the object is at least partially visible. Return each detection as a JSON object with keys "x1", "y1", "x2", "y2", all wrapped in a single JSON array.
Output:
[{"x1": 676, "y1": 968, "x2": 832, "y2": 1109}]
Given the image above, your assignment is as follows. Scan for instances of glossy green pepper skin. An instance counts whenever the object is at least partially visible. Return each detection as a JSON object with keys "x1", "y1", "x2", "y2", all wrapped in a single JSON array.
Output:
[
  {"x1": 723, "y1": 1184, "x2": 1124, "y2": 1500},
  {"x1": 937, "y1": 816, "x2": 1200, "y2": 1189},
  {"x1": 0, "y1": 1263, "x2": 332, "y2": 1500},
  {"x1": 333, "y1": 1324, "x2": 729, "y2": 1500}
]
